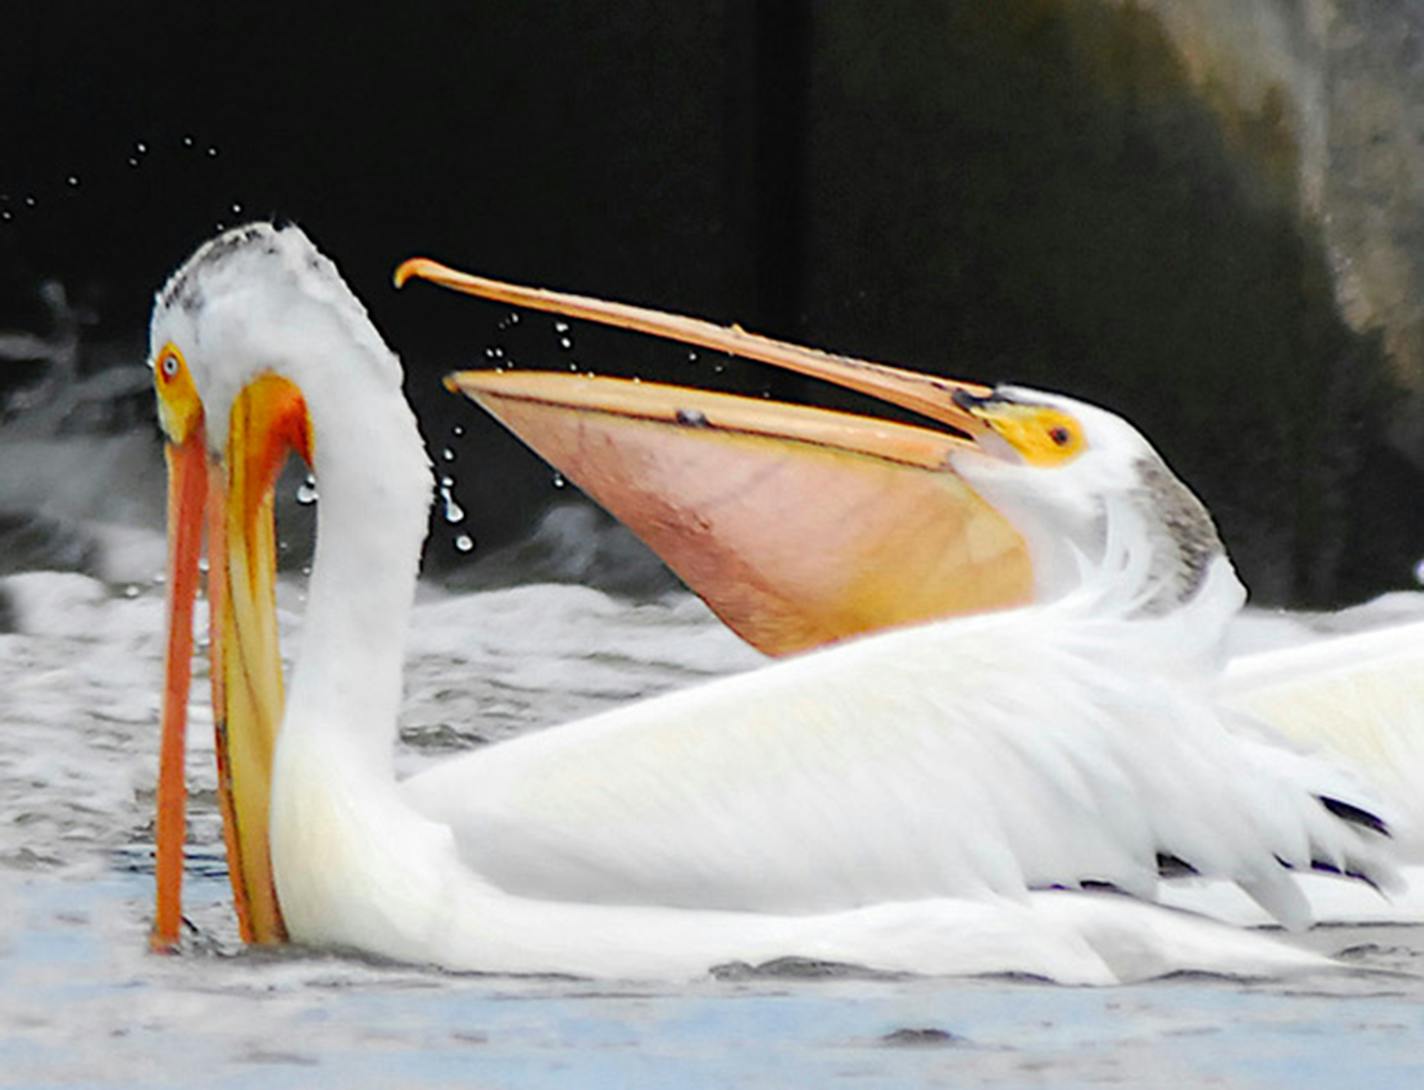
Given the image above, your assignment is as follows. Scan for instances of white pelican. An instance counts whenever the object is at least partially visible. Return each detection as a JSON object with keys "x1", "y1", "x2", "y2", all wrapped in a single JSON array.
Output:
[
  {"x1": 150, "y1": 223, "x2": 1397, "y2": 982},
  {"x1": 396, "y1": 258, "x2": 1424, "y2": 921}
]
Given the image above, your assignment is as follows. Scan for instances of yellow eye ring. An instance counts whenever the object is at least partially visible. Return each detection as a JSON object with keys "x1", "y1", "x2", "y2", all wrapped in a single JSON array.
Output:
[{"x1": 154, "y1": 343, "x2": 203, "y2": 443}]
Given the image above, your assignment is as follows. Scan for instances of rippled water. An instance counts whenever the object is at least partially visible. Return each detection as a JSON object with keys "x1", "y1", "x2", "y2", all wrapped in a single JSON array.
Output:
[{"x1": 3, "y1": 549, "x2": 1424, "y2": 1088}]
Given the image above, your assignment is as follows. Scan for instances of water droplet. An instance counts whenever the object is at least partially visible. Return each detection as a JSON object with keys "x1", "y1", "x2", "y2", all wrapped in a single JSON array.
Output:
[
  {"x1": 198, "y1": 557, "x2": 210, "y2": 574},
  {"x1": 296, "y1": 474, "x2": 318, "y2": 505},
  {"x1": 301, "y1": 564, "x2": 312, "y2": 576},
  {"x1": 687, "y1": 351, "x2": 699, "y2": 362},
  {"x1": 558, "y1": 337, "x2": 573, "y2": 351},
  {"x1": 713, "y1": 363, "x2": 725, "y2": 374},
  {"x1": 124, "y1": 584, "x2": 140, "y2": 599},
  {"x1": 1, "y1": 211, "x2": 11, "y2": 223},
  {"x1": 207, "y1": 146, "x2": 219, "y2": 158},
  {"x1": 551, "y1": 472, "x2": 566, "y2": 489},
  {"x1": 136, "y1": 141, "x2": 148, "y2": 154},
  {"x1": 508, "y1": 312, "x2": 521, "y2": 324},
  {"x1": 1413, "y1": 557, "x2": 1424, "y2": 586},
  {"x1": 152, "y1": 572, "x2": 167, "y2": 585},
  {"x1": 441, "y1": 447, "x2": 455, "y2": 462},
  {"x1": 182, "y1": 135, "x2": 195, "y2": 148},
  {"x1": 454, "y1": 533, "x2": 475, "y2": 553},
  {"x1": 438, "y1": 483, "x2": 465, "y2": 524},
  {"x1": 127, "y1": 157, "x2": 139, "y2": 168},
  {"x1": 24, "y1": 196, "x2": 36, "y2": 207},
  {"x1": 440, "y1": 475, "x2": 454, "y2": 488},
  {"x1": 451, "y1": 424, "x2": 465, "y2": 437},
  {"x1": 66, "y1": 175, "x2": 79, "y2": 187},
  {"x1": 553, "y1": 320, "x2": 570, "y2": 334},
  {"x1": 231, "y1": 203, "x2": 243, "y2": 215},
  {"x1": 214, "y1": 222, "x2": 225, "y2": 231},
  {"x1": 568, "y1": 362, "x2": 579, "y2": 372}
]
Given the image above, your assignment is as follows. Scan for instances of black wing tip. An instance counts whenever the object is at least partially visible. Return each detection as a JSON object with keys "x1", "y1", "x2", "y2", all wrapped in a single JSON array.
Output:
[
  {"x1": 1318, "y1": 795, "x2": 1392, "y2": 838},
  {"x1": 1156, "y1": 851, "x2": 1200, "y2": 878}
]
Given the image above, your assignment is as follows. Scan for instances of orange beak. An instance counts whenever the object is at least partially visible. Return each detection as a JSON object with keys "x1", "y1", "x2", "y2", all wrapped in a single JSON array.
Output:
[
  {"x1": 154, "y1": 371, "x2": 305, "y2": 949},
  {"x1": 396, "y1": 258, "x2": 1033, "y2": 655},
  {"x1": 151, "y1": 428, "x2": 208, "y2": 952},
  {"x1": 394, "y1": 257, "x2": 996, "y2": 436},
  {"x1": 203, "y1": 373, "x2": 310, "y2": 945}
]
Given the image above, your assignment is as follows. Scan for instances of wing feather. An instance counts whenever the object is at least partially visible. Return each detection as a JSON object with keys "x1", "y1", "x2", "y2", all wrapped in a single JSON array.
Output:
[{"x1": 404, "y1": 585, "x2": 1396, "y2": 925}]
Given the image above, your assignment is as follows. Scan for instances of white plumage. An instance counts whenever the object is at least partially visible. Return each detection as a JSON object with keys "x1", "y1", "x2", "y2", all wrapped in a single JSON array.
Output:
[{"x1": 151, "y1": 223, "x2": 1397, "y2": 981}]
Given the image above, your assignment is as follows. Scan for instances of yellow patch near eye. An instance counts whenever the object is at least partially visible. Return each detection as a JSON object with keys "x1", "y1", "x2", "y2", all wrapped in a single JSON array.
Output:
[
  {"x1": 978, "y1": 405, "x2": 1085, "y2": 467},
  {"x1": 154, "y1": 342, "x2": 203, "y2": 443}
]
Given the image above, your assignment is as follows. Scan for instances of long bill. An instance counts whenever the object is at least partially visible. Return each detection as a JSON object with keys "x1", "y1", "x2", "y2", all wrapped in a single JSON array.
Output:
[
  {"x1": 203, "y1": 373, "x2": 314, "y2": 944},
  {"x1": 152, "y1": 429, "x2": 208, "y2": 952},
  {"x1": 444, "y1": 369, "x2": 1033, "y2": 655},
  {"x1": 393, "y1": 257, "x2": 994, "y2": 436},
  {"x1": 397, "y1": 257, "x2": 1033, "y2": 655},
  {"x1": 155, "y1": 383, "x2": 293, "y2": 947}
]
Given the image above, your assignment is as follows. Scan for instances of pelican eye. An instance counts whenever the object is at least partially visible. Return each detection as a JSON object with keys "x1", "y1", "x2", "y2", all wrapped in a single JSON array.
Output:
[
  {"x1": 973, "y1": 403, "x2": 1084, "y2": 466},
  {"x1": 153, "y1": 342, "x2": 202, "y2": 443}
]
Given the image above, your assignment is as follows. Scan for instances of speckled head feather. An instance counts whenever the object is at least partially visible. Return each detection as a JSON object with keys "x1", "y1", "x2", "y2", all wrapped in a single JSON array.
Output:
[{"x1": 149, "y1": 222, "x2": 413, "y2": 465}]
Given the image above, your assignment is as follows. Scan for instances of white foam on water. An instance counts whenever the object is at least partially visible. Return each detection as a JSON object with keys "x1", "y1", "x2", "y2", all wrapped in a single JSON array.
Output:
[{"x1": 1, "y1": 570, "x2": 1422, "y2": 1086}]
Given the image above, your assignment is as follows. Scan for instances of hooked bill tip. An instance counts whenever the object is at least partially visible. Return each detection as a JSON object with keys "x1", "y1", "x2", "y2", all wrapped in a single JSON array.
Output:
[{"x1": 393, "y1": 258, "x2": 433, "y2": 290}]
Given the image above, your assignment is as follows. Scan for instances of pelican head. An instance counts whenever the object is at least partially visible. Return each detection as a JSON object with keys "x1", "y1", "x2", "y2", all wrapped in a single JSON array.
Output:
[
  {"x1": 942, "y1": 384, "x2": 1230, "y2": 614},
  {"x1": 148, "y1": 222, "x2": 430, "y2": 950},
  {"x1": 396, "y1": 258, "x2": 1238, "y2": 653}
]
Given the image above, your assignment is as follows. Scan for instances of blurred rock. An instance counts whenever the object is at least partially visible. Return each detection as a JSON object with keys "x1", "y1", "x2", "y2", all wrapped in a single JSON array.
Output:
[{"x1": 1121, "y1": 0, "x2": 1424, "y2": 462}]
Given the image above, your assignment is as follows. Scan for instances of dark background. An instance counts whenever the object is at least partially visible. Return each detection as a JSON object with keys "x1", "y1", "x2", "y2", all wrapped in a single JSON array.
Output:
[{"x1": 4, "y1": 1, "x2": 1420, "y2": 606}]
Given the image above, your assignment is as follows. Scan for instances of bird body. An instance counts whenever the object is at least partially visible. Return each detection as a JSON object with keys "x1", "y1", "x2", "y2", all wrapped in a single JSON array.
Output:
[
  {"x1": 402, "y1": 253, "x2": 1424, "y2": 927},
  {"x1": 150, "y1": 224, "x2": 1395, "y2": 981}
]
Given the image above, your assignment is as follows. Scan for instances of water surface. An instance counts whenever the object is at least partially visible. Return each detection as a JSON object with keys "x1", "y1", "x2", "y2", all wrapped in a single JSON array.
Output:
[{"x1": 2, "y1": 558, "x2": 1422, "y2": 1089}]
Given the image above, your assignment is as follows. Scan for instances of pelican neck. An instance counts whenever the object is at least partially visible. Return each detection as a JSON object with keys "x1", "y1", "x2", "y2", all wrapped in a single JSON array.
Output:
[{"x1": 283, "y1": 371, "x2": 433, "y2": 767}]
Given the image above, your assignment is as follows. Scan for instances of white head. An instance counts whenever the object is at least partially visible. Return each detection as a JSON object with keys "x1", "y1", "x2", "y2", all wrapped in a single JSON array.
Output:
[
  {"x1": 150, "y1": 222, "x2": 413, "y2": 459},
  {"x1": 944, "y1": 383, "x2": 1237, "y2": 614},
  {"x1": 148, "y1": 223, "x2": 431, "y2": 950}
]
